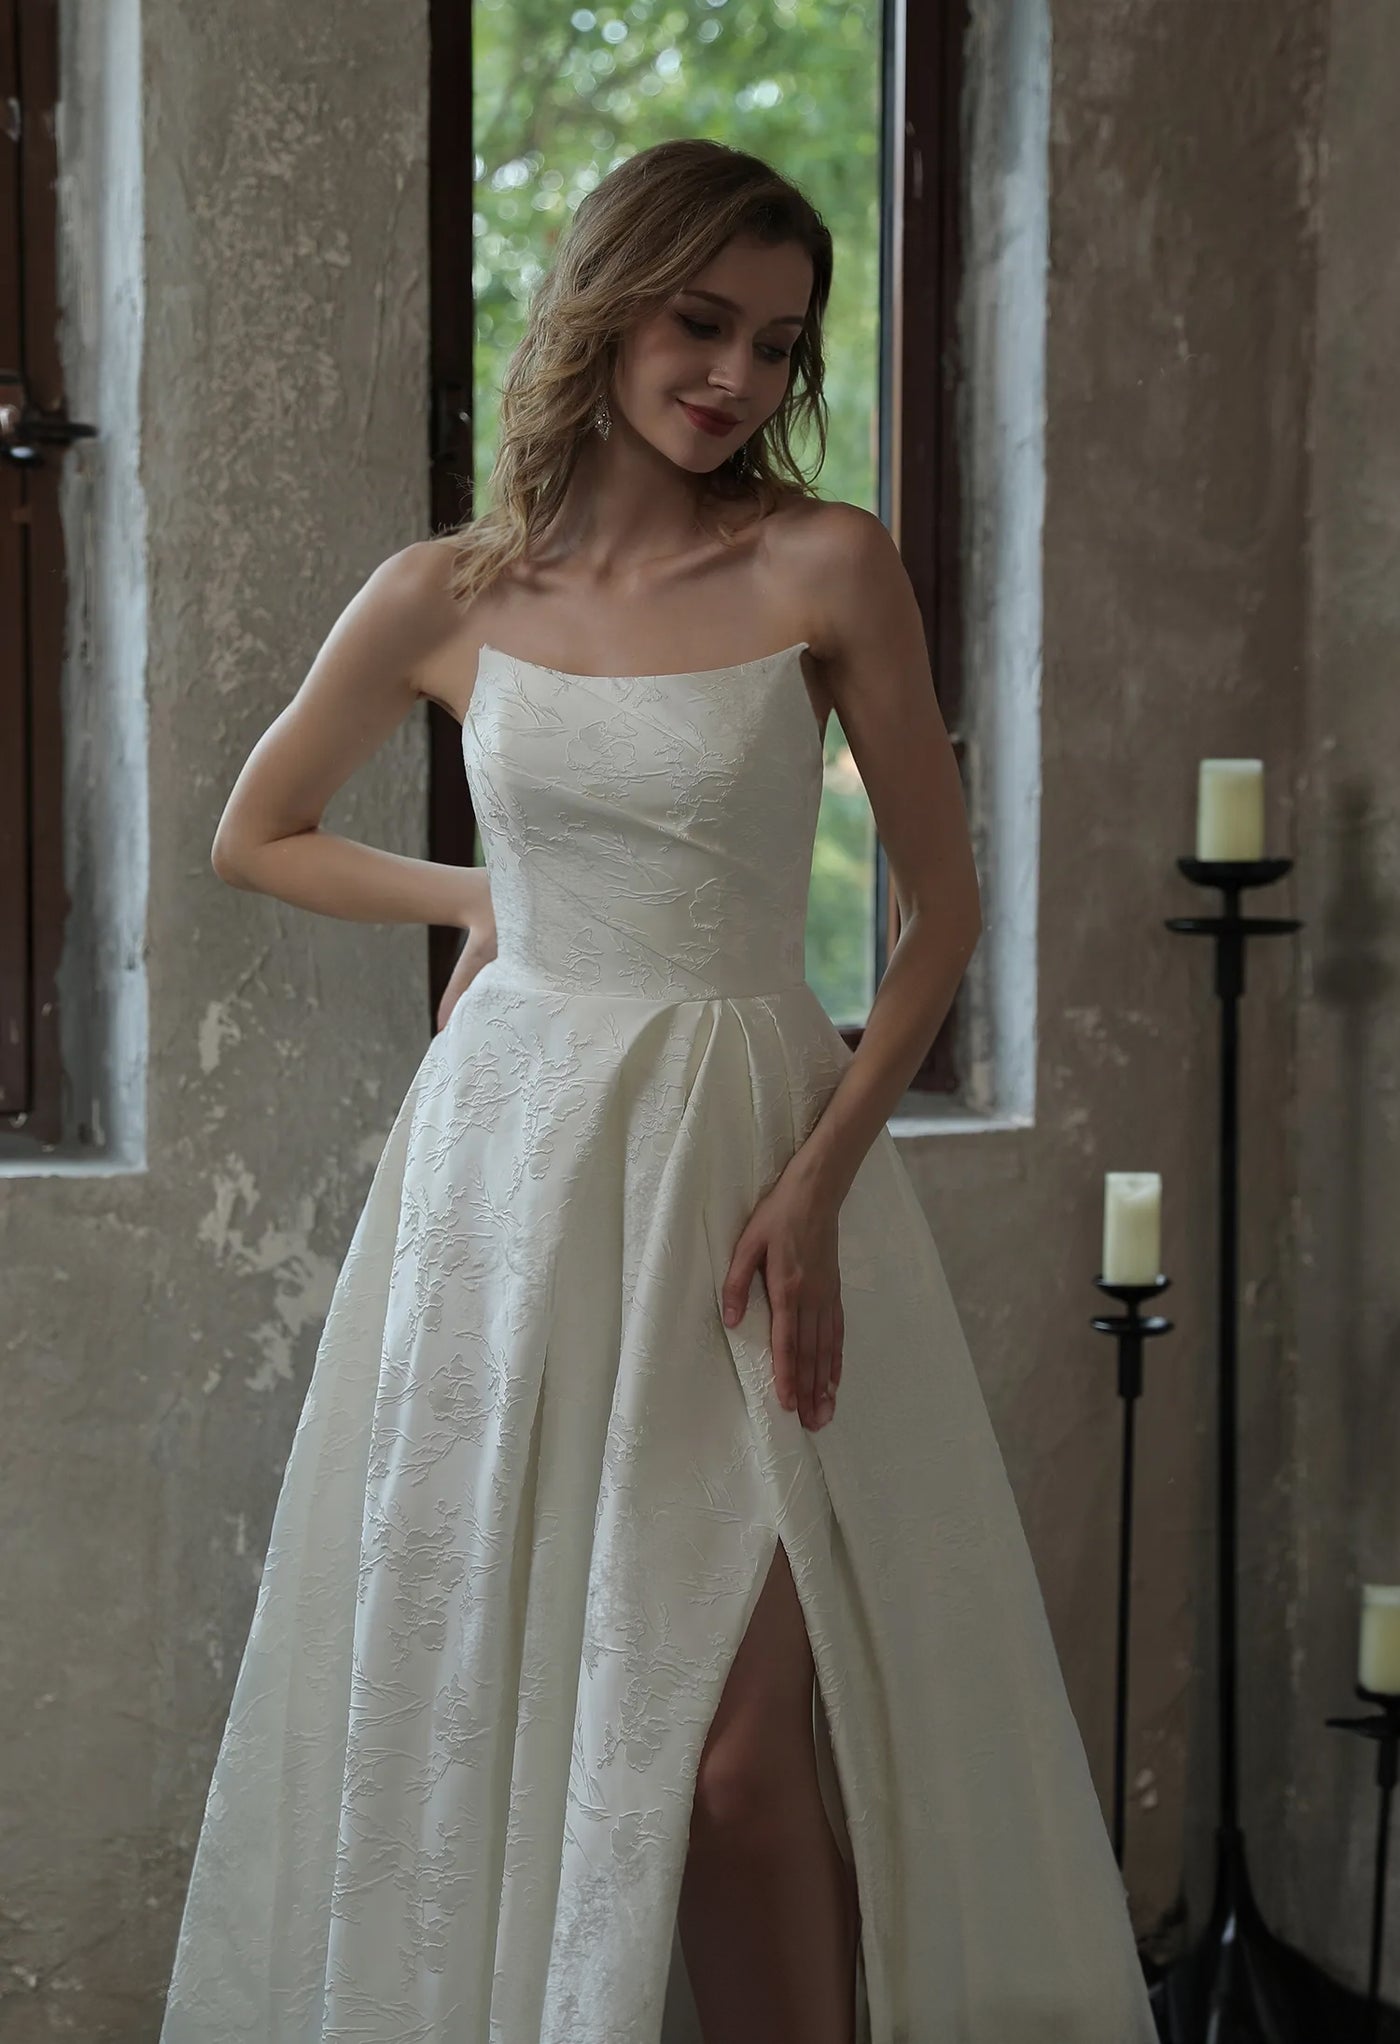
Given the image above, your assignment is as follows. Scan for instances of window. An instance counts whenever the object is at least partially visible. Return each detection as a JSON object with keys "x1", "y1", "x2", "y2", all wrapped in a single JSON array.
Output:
[
  {"x1": 427, "y1": 0, "x2": 970, "y2": 1093},
  {"x1": 1, "y1": 0, "x2": 87, "y2": 1149}
]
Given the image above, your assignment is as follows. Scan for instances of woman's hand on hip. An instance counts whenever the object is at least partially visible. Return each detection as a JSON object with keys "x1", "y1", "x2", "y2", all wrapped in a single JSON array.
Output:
[
  {"x1": 435, "y1": 915, "x2": 498, "y2": 1033},
  {"x1": 721, "y1": 1164, "x2": 844, "y2": 1431}
]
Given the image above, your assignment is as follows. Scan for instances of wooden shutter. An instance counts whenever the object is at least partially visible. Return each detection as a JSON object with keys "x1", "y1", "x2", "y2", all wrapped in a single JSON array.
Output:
[{"x1": 2, "y1": 0, "x2": 92, "y2": 1146}]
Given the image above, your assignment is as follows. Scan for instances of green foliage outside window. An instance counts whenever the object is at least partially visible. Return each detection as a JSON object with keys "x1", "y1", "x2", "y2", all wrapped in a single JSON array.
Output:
[{"x1": 473, "y1": 0, "x2": 882, "y2": 1024}]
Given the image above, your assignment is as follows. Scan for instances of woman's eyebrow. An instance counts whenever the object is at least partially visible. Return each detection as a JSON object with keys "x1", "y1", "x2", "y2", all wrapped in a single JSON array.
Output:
[{"x1": 679, "y1": 286, "x2": 807, "y2": 329}]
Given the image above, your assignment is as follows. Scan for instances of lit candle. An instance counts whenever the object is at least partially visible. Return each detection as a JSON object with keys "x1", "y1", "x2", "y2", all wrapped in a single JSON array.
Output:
[
  {"x1": 1359, "y1": 1585, "x2": 1400, "y2": 1696},
  {"x1": 1196, "y1": 760, "x2": 1265, "y2": 860},
  {"x1": 1102, "y1": 1172, "x2": 1162, "y2": 1284}
]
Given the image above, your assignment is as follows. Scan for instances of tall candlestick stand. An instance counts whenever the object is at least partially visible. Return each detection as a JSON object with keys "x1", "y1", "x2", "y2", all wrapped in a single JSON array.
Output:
[
  {"x1": 1152, "y1": 855, "x2": 1308, "y2": 2041},
  {"x1": 1145, "y1": 861, "x2": 1400, "y2": 2037},
  {"x1": 1091, "y1": 1274, "x2": 1174, "y2": 1865}
]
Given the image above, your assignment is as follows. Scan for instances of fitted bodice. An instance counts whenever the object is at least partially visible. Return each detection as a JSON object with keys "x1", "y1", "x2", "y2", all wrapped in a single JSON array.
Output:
[{"x1": 462, "y1": 641, "x2": 823, "y2": 1000}]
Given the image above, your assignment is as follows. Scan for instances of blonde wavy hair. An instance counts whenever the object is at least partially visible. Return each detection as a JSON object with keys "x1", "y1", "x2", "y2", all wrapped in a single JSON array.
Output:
[{"x1": 440, "y1": 137, "x2": 834, "y2": 611}]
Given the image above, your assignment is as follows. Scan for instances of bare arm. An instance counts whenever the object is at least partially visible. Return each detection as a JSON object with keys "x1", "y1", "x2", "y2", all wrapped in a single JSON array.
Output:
[
  {"x1": 211, "y1": 539, "x2": 491, "y2": 933},
  {"x1": 787, "y1": 504, "x2": 983, "y2": 1208}
]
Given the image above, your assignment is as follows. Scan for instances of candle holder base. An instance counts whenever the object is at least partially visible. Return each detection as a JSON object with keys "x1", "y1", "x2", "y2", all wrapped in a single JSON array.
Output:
[{"x1": 1144, "y1": 1823, "x2": 1399, "y2": 2041}]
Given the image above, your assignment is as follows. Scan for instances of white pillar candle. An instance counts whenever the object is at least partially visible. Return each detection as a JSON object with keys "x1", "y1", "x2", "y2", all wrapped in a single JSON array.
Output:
[
  {"x1": 1359, "y1": 1586, "x2": 1400, "y2": 1696},
  {"x1": 1102, "y1": 1172, "x2": 1162, "y2": 1285},
  {"x1": 1197, "y1": 759, "x2": 1265, "y2": 860}
]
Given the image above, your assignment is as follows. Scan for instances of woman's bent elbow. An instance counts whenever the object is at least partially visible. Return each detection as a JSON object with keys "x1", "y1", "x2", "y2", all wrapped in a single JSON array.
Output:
[{"x1": 211, "y1": 835, "x2": 253, "y2": 888}]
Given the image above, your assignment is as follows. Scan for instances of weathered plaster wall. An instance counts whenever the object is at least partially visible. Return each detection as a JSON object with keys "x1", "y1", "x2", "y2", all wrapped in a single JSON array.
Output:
[
  {"x1": 1289, "y1": 0, "x2": 1400, "y2": 1995},
  {"x1": 0, "y1": 1, "x2": 430, "y2": 2034},
  {"x1": 898, "y1": 0, "x2": 1323, "y2": 1958},
  {"x1": 1038, "y1": 0, "x2": 1324, "y2": 1937}
]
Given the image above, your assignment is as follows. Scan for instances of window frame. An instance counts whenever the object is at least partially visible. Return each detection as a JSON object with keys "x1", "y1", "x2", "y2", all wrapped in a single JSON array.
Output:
[
  {"x1": 878, "y1": 0, "x2": 969, "y2": 1093},
  {"x1": 427, "y1": 0, "x2": 971, "y2": 1091},
  {"x1": 1, "y1": 0, "x2": 73, "y2": 1150}
]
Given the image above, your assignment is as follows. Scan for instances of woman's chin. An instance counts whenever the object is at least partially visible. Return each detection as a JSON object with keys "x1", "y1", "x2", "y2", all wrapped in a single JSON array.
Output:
[{"x1": 666, "y1": 441, "x2": 731, "y2": 476}]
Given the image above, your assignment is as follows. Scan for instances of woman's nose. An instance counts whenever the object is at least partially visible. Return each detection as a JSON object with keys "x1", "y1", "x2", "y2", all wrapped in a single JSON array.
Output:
[{"x1": 709, "y1": 342, "x2": 752, "y2": 397}]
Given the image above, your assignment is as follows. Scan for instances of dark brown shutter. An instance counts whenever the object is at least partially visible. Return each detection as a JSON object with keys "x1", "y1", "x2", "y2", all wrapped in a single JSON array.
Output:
[
  {"x1": 2, "y1": 0, "x2": 91, "y2": 1145},
  {"x1": 875, "y1": 0, "x2": 970, "y2": 1094}
]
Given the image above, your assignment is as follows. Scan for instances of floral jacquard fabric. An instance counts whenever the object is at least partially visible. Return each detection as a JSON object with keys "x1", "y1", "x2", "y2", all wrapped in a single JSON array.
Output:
[{"x1": 160, "y1": 643, "x2": 1159, "y2": 2043}]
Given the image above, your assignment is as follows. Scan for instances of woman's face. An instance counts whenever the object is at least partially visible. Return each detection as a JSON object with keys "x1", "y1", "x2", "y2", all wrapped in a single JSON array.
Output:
[{"x1": 610, "y1": 234, "x2": 814, "y2": 475}]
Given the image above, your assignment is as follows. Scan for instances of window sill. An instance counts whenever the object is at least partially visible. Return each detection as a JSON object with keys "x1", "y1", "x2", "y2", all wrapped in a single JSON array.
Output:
[{"x1": 891, "y1": 1107, "x2": 1033, "y2": 1140}]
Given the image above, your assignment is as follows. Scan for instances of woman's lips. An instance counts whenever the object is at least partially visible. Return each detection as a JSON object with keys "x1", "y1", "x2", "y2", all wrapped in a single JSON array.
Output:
[{"x1": 679, "y1": 401, "x2": 739, "y2": 438}]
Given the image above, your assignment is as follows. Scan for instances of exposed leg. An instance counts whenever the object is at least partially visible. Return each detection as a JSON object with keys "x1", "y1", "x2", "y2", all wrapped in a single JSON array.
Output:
[{"x1": 677, "y1": 1535, "x2": 861, "y2": 2044}]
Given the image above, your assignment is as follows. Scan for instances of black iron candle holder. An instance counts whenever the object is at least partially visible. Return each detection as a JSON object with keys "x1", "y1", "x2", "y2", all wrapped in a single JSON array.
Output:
[
  {"x1": 1151, "y1": 854, "x2": 1310, "y2": 2042},
  {"x1": 1091, "y1": 1272, "x2": 1174, "y2": 1865},
  {"x1": 1325, "y1": 1684, "x2": 1400, "y2": 2040}
]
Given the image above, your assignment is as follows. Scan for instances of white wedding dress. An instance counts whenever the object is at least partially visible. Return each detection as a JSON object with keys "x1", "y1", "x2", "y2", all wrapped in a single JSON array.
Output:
[{"x1": 160, "y1": 638, "x2": 1159, "y2": 2043}]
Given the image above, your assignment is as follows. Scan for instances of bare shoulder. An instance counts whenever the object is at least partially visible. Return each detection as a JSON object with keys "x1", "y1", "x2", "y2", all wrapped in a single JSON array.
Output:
[
  {"x1": 372, "y1": 534, "x2": 466, "y2": 634},
  {"x1": 781, "y1": 497, "x2": 896, "y2": 581},
  {"x1": 762, "y1": 497, "x2": 908, "y2": 662},
  {"x1": 355, "y1": 535, "x2": 484, "y2": 707}
]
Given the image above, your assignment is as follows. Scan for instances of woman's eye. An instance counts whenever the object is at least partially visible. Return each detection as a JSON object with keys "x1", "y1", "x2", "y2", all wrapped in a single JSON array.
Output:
[{"x1": 677, "y1": 312, "x2": 791, "y2": 363}]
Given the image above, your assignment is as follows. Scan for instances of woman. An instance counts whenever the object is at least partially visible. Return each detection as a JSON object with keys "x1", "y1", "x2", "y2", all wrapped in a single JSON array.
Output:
[{"x1": 162, "y1": 139, "x2": 1158, "y2": 2043}]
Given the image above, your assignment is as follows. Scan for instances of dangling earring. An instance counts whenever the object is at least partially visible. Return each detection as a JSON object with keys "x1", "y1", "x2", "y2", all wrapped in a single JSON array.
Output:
[
  {"x1": 732, "y1": 438, "x2": 754, "y2": 478},
  {"x1": 593, "y1": 395, "x2": 612, "y2": 441}
]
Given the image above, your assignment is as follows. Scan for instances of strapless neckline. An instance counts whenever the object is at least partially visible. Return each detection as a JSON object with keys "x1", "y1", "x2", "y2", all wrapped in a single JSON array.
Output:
[
  {"x1": 476, "y1": 638, "x2": 810, "y2": 683},
  {"x1": 468, "y1": 638, "x2": 824, "y2": 761}
]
